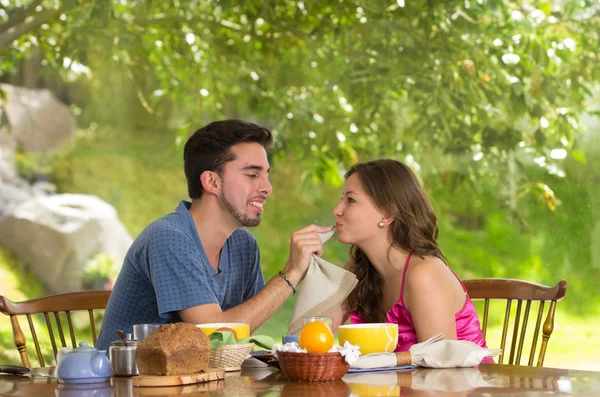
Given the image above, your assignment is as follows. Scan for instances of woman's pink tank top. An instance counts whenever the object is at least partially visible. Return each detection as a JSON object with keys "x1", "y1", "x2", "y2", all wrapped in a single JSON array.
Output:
[{"x1": 350, "y1": 254, "x2": 492, "y2": 361}]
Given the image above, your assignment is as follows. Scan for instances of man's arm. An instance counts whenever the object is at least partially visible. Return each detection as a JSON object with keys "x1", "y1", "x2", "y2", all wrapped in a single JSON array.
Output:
[
  {"x1": 178, "y1": 224, "x2": 333, "y2": 332},
  {"x1": 179, "y1": 268, "x2": 299, "y2": 332}
]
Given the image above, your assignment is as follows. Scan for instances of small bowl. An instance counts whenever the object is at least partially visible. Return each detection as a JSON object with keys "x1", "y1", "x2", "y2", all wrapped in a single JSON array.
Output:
[
  {"x1": 282, "y1": 335, "x2": 299, "y2": 344},
  {"x1": 338, "y1": 323, "x2": 398, "y2": 355},
  {"x1": 195, "y1": 323, "x2": 250, "y2": 339}
]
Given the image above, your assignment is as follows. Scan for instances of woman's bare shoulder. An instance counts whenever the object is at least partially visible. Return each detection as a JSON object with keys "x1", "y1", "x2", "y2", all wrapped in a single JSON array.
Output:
[{"x1": 405, "y1": 256, "x2": 450, "y2": 286}]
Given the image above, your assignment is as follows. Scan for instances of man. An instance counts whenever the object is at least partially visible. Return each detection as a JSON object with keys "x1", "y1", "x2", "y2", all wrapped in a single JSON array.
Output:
[{"x1": 97, "y1": 119, "x2": 330, "y2": 350}]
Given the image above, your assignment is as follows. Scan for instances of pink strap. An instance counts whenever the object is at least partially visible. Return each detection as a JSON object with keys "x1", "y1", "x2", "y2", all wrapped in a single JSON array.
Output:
[
  {"x1": 398, "y1": 253, "x2": 413, "y2": 304},
  {"x1": 449, "y1": 268, "x2": 468, "y2": 292}
]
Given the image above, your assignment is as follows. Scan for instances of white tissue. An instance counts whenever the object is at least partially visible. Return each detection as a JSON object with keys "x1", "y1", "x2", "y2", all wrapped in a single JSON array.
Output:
[
  {"x1": 272, "y1": 342, "x2": 307, "y2": 359},
  {"x1": 334, "y1": 341, "x2": 362, "y2": 365},
  {"x1": 272, "y1": 341, "x2": 361, "y2": 365}
]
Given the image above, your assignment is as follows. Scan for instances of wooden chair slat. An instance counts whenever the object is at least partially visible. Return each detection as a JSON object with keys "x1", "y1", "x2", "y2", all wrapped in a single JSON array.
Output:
[
  {"x1": 464, "y1": 279, "x2": 566, "y2": 368},
  {"x1": 529, "y1": 301, "x2": 545, "y2": 366},
  {"x1": 44, "y1": 312, "x2": 58, "y2": 358},
  {"x1": 508, "y1": 300, "x2": 522, "y2": 365},
  {"x1": 66, "y1": 311, "x2": 77, "y2": 348},
  {"x1": 54, "y1": 312, "x2": 67, "y2": 347},
  {"x1": 516, "y1": 300, "x2": 531, "y2": 365},
  {"x1": 482, "y1": 299, "x2": 489, "y2": 338},
  {"x1": 0, "y1": 291, "x2": 110, "y2": 367},
  {"x1": 89, "y1": 309, "x2": 97, "y2": 345},
  {"x1": 27, "y1": 314, "x2": 44, "y2": 367},
  {"x1": 498, "y1": 299, "x2": 512, "y2": 364}
]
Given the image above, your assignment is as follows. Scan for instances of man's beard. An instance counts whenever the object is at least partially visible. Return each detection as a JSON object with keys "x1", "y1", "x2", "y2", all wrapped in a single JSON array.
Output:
[{"x1": 219, "y1": 190, "x2": 261, "y2": 227}]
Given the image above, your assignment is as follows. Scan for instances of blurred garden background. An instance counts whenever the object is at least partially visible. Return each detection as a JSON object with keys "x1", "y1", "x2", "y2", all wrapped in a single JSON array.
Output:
[{"x1": 0, "y1": 0, "x2": 599, "y2": 370}]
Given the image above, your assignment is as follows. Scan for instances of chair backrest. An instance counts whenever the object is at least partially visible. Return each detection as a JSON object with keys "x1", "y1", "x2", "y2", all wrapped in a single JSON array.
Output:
[
  {"x1": 463, "y1": 278, "x2": 567, "y2": 367},
  {"x1": 0, "y1": 291, "x2": 111, "y2": 368}
]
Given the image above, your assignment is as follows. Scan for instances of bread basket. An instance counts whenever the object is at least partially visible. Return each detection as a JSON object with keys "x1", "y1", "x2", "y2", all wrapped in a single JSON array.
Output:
[
  {"x1": 210, "y1": 343, "x2": 255, "y2": 372},
  {"x1": 277, "y1": 351, "x2": 350, "y2": 382}
]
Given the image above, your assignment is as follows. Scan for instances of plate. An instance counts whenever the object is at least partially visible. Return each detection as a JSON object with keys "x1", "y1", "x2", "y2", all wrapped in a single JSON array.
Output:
[{"x1": 249, "y1": 351, "x2": 275, "y2": 365}]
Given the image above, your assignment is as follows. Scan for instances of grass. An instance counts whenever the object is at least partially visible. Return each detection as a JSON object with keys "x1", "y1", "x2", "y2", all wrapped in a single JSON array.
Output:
[
  {"x1": 1, "y1": 127, "x2": 598, "y2": 371},
  {"x1": 0, "y1": 248, "x2": 102, "y2": 367}
]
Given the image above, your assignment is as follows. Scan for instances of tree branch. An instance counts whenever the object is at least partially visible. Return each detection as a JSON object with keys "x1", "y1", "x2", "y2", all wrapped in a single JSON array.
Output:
[
  {"x1": 127, "y1": 14, "x2": 244, "y2": 32},
  {"x1": 0, "y1": 0, "x2": 44, "y2": 34},
  {"x1": 0, "y1": 7, "x2": 61, "y2": 51}
]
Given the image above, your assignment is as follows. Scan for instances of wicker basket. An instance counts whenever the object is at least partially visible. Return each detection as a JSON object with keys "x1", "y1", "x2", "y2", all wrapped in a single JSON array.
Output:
[
  {"x1": 277, "y1": 351, "x2": 350, "y2": 382},
  {"x1": 210, "y1": 343, "x2": 255, "y2": 372}
]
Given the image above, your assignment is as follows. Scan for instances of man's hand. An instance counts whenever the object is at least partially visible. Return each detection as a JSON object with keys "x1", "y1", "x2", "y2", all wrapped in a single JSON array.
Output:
[
  {"x1": 180, "y1": 224, "x2": 334, "y2": 333},
  {"x1": 283, "y1": 224, "x2": 334, "y2": 285}
]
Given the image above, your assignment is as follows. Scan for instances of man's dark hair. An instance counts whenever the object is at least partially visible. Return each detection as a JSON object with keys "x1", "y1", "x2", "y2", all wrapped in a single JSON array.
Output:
[{"x1": 184, "y1": 119, "x2": 273, "y2": 199}]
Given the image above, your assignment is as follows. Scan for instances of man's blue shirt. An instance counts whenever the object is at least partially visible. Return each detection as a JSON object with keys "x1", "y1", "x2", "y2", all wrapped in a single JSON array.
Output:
[{"x1": 96, "y1": 201, "x2": 264, "y2": 350}]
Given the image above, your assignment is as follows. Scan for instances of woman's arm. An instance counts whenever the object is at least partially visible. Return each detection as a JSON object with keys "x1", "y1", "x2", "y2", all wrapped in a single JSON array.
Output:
[{"x1": 403, "y1": 257, "x2": 462, "y2": 342}]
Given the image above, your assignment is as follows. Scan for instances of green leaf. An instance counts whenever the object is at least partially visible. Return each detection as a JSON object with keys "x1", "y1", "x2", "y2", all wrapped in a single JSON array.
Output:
[
  {"x1": 540, "y1": 2, "x2": 552, "y2": 16},
  {"x1": 571, "y1": 150, "x2": 586, "y2": 164}
]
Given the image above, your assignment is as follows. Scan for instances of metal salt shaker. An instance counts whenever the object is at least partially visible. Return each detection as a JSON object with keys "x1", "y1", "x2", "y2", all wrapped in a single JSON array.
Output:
[{"x1": 109, "y1": 331, "x2": 139, "y2": 376}]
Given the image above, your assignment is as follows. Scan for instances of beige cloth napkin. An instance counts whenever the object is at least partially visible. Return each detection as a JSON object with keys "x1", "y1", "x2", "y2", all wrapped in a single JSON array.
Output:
[
  {"x1": 343, "y1": 367, "x2": 489, "y2": 392},
  {"x1": 288, "y1": 229, "x2": 358, "y2": 335},
  {"x1": 352, "y1": 334, "x2": 501, "y2": 369}
]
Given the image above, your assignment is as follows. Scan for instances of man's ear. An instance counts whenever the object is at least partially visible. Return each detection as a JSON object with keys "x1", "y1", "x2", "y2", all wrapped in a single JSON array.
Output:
[{"x1": 200, "y1": 171, "x2": 221, "y2": 195}]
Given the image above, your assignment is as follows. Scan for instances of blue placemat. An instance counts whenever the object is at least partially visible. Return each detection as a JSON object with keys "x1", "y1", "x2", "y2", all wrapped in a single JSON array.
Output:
[{"x1": 347, "y1": 365, "x2": 417, "y2": 373}]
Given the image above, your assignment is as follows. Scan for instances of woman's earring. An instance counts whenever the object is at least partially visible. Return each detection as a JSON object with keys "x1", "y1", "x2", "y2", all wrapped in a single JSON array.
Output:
[{"x1": 378, "y1": 221, "x2": 385, "y2": 228}]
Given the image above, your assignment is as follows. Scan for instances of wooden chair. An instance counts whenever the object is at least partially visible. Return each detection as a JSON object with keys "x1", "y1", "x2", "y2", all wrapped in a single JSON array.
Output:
[
  {"x1": 0, "y1": 291, "x2": 111, "y2": 368},
  {"x1": 464, "y1": 278, "x2": 567, "y2": 367}
]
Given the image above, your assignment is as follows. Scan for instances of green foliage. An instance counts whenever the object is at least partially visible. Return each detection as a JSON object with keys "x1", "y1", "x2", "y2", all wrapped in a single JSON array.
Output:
[
  {"x1": 2, "y1": 0, "x2": 599, "y2": 189},
  {"x1": 14, "y1": 150, "x2": 53, "y2": 181},
  {"x1": 82, "y1": 252, "x2": 118, "y2": 288}
]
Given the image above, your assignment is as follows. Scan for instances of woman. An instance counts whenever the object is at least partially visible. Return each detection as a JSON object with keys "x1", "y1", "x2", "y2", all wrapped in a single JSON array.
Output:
[{"x1": 330, "y1": 159, "x2": 489, "y2": 353}]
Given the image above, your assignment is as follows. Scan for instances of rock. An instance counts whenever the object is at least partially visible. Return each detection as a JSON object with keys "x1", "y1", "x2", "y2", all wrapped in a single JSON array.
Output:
[
  {"x1": 0, "y1": 83, "x2": 76, "y2": 154},
  {"x1": 0, "y1": 146, "x2": 16, "y2": 181},
  {"x1": 0, "y1": 178, "x2": 32, "y2": 218},
  {"x1": 31, "y1": 180, "x2": 57, "y2": 196},
  {"x1": 0, "y1": 194, "x2": 132, "y2": 294}
]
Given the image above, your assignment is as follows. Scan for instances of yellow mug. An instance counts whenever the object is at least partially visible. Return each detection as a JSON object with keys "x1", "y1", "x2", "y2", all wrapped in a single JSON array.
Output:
[
  {"x1": 338, "y1": 323, "x2": 398, "y2": 355},
  {"x1": 195, "y1": 322, "x2": 250, "y2": 340}
]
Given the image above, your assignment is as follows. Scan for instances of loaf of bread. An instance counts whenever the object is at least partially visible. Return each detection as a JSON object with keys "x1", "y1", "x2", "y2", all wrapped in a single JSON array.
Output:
[{"x1": 135, "y1": 323, "x2": 210, "y2": 375}]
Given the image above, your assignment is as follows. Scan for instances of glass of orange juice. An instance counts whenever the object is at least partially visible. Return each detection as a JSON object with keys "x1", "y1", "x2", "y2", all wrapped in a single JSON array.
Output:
[{"x1": 302, "y1": 316, "x2": 333, "y2": 330}]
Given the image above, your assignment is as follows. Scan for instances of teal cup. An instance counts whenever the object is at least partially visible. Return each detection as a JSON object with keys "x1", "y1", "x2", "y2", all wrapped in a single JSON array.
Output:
[{"x1": 282, "y1": 335, "x2": 299, "y2": 344}]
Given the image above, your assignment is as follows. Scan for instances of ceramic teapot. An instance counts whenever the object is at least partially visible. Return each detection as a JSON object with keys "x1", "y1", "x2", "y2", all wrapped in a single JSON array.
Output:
[{"x1": 55, "y1": 342, "x2": 113, "y2": 384}]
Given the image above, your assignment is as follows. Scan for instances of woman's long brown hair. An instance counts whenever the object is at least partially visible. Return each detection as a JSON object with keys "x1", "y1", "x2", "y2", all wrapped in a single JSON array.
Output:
[{"x1": 345, "y1": 159, "x2": 447, "y2": 323}]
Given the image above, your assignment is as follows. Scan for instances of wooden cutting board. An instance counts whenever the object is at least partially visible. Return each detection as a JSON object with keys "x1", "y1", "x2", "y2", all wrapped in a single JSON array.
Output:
[{"x1": 131, "y1": 368, "x2": 225, "y2": 387}]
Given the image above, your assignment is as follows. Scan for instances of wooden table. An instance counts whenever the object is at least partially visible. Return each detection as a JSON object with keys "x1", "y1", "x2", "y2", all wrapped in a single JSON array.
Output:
[{"x1": 1, "y1": 364, "x2": 600, "y2": 396}]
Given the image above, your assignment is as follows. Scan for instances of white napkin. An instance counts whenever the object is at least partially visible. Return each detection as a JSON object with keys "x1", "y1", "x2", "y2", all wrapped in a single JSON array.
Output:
[
  {"x1": 288, "y1": 229, "x2": 358, "y2": 335},
  {"x1": 352, "y1": 334, "x2": 501, "y2": 369}
]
